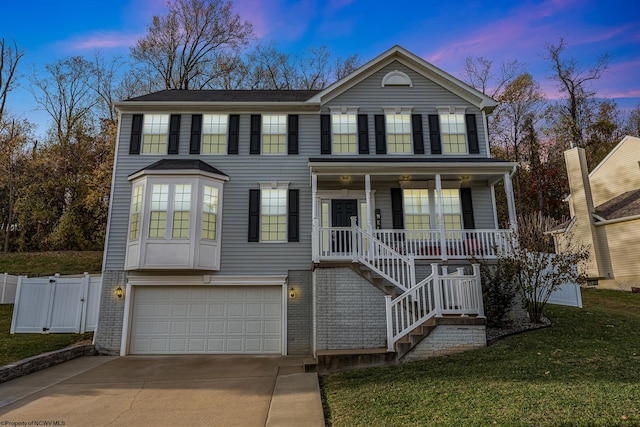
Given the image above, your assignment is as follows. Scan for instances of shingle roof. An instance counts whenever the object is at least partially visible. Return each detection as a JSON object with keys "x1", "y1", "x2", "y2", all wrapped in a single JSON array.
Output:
[
  {"x1": 125, "y1": 90, "x2": 320, "y2": 103},
  {"x1": 131, "y1": 159, "x2": 227, "y2": 177},
  {"x1": 594, "y1": 189, "x2": 640, "y2": 220}
]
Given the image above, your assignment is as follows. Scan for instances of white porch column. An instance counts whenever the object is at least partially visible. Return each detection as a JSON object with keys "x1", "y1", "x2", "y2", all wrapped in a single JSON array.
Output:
[
  {"x1": 435, "y1": 174, "x2": 447, "y2": 261},
  {"x1": 311, "y1": 173, "x2": 319, "y2": 262},
  {"x1": 365, "y1": 174, "x2": 374, "y2": 232},
  {"x1": 503, "y1": 171, "x2": 518, "y2": 233}
]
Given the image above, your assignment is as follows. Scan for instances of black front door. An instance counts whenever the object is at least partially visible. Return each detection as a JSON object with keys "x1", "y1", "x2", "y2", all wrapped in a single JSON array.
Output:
[{"x1": 332, "y1": 199, "x2": 358, "y2": 253}]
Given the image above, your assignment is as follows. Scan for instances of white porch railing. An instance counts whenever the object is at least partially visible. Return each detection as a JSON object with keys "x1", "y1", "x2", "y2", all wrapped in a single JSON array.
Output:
[
  {"x1": 384, "y1": 263, "x2": 483, "y2": 351},
  {"x1": 316, "y1": 227, "x2": 512, "y2": 261},
  {"x1": 353, "y1": 221, "x2": 415, "y2": 292}
]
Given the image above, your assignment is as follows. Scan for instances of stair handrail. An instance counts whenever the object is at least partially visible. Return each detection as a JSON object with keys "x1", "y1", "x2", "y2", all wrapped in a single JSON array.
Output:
[
  {"x1": 351, "y1": 217, "x2": 415, "y2": 292},
  {"x1": 385, "y1": 263, "x2": 441, "y2": 350}
]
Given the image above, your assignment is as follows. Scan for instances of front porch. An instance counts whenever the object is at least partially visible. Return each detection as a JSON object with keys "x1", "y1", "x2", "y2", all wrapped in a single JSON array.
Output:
[{"x1": 309, "y1": 157, "x2": 519, "y2": 264}]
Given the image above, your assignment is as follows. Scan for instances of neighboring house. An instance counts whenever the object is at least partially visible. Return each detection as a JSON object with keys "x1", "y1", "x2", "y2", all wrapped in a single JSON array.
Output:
[
  {"x1": 95, "y1": 46, "x2": 518, "y2": 364},
  {"x1": 553, "y1": 136, "x2": 640, "y2": 291}
]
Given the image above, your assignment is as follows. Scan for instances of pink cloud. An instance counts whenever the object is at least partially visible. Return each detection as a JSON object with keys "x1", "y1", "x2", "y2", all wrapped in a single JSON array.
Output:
[
  {"x1": 233, "y1": 0, "x2": 271, "y2": 38},
  {"x1": 60, "y1": 31, "x2": 141, "y2": 51}
]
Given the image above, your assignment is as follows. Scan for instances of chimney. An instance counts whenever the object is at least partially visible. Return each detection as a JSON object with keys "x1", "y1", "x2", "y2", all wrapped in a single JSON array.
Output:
[
  {"x1": 564, "y1": 146, "x2": 603, "y2": 278},
  {"x1": 564, "y1": 146, "x2": 595, "y2": 216}
]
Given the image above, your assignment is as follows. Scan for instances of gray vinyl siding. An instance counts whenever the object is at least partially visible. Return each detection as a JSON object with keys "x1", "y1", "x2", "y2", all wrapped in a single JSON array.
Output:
[
  {"x1": 469, "y1": 186, "x2": 495, "y2": 229},
  {"x1": 104, "y1": 113, "x2": 318, "y2": 275},
  {"x1": 324, "y1": 61, "x2": 489, "y2": 158}
]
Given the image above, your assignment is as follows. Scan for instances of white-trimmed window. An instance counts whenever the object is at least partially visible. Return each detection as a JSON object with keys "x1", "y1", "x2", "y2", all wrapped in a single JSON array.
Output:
[
  {"x1": 404, "y1": 189, "x2": 431, "y2": 235},
  {"x1": 202, "y1": 114, "x2": 228, "y2": 154},
  {"x1": 142, "y1": 114, "x2": 169, "y2": 154},
  {"x1": 149, "y1": 184, "x2": 169, "y2": 238},
  {"x1": 439, "y1": 109, "x2": 467, "y2": 154},
  {"x1": 261, "y1": 185, "x2": 288, "y2": 241},
  {"x1": 262, "y1": 115, "x2": 287, "y2": 154},
  {"x1": 402, "y1": 188, "x2": 462, "y2": 236},
  {"x1": 202, "y1": 185, "x2": 219, "y2": 240},
  {"x1": 129, "y1": 186, "x2": 143, "y2": 240},
  {"x1": 331, "y1": 108, "x2": 357, "y2": 154},
  {"x1": 172, "y1": 184, "x2": 191, "y2": 238},
  {"x1": 439, "y1": 189, "x2": 462, "y2": 237},
  {"x1": 384, "y1": 107, "x2": 412, "y2": 154}
]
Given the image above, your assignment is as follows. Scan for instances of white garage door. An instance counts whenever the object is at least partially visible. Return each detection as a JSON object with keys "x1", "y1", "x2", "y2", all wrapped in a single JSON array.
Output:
[{"x1": 130, "y1": 286, "x2": 282, "y2": 354}]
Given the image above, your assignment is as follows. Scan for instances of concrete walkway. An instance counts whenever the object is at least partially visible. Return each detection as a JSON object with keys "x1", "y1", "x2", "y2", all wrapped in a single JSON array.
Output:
[{"x1": 0, "y1": 355, "x2": 324, "y2": 427}]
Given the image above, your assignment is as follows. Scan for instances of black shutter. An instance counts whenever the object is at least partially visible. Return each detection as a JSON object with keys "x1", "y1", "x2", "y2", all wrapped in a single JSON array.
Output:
[
  {"x1": 228, "y1": 114, "x2": 239, "y2": 154},
  {"x1": 248, "y1": 189, "x2": 260, "y2": 242},
  {"x1": 412, "y1": 114, "x2": 425, "y2": 154},
  {"x1": 168, "y1": 114, "x2": 181, "y2": 154},
  {"x1": 129, "y1": 114, "x2": 143, "y2": 154},
  {"x1": 357, "y1": 114, "x2": 369, "y2": 154},
  {"x1": 288, "y1": 189, "x2": 299, "y2": 242},
  {"x1": 428, "y1": 115, "x2": 441, "y2": 154},
  {"x1": 189, "y1": 114, "x2": 202, "y2": 154},
  {"x1": 250, "y1": 115, "x2": 261, "y2": 154},
  {"x1": 466, "y1": 114, "x2": 480, "y2": 154},
  {"x1": 374, "y1": 114, "x2": 386, "y2": 154},
  {"x1": 288, "y1": 115, "x2": 298, "y2": 155},
  {"x1": 391, "y1": 188, "x2": 404, "y2": 229},
  {"x1": 460, "y1": 188, "x2": 475, "y2": 229},
  {"x1": 320, "y1": 114, "x2": 331, "y2": 154}
]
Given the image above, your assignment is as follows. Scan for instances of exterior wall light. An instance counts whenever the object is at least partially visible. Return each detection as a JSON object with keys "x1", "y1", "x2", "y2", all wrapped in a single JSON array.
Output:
[
  {"x1": 115, "y1": 286, "x2": 124, "y2": 300},
  {"x1": 289, "y1": 287, "x2": 296, "y2": 299}
]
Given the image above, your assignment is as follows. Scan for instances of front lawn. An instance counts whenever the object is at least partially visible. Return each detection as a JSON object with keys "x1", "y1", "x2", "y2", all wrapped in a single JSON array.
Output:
[
  {"x1": 0, "y1": 305, "x2": 93, "y2": 366},
  {"x1": 0, "y1": 251, "x2": 103, "y2": 276},
  {"x1": 321, "y1": 289, "x2": 640, "y2": 427}
]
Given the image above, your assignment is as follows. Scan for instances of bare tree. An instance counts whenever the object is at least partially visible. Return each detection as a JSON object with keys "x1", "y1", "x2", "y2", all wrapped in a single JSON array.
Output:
[
  {"x1": 30, "y1": 56, "x2": 98, "y2": 145},
  {"x1": 545, "y1": 38, "x2": 609, "y2": 148},
  {"x1": 0, "y1": 38, "x2": 24, "y2": 122},
  {"x1": 131, "y1": 0, "x2": 253, "y2": 90},
  {"x1": 460, "y1": 56, "x2": 523, "y2": 98}
]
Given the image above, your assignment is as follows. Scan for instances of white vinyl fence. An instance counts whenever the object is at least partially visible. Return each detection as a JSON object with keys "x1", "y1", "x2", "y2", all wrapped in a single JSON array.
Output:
[
  {"x1": 1, "y1": 273, "x2": 19, "y2": 304},
  {"x1": 10, "y1": 273, "x2": 102, "y2": 334}
]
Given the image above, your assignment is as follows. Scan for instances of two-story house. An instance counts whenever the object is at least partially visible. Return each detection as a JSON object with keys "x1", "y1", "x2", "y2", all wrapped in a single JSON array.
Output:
[{"x1": 96, "y1": 46, "x2": 518, "y2": 366}]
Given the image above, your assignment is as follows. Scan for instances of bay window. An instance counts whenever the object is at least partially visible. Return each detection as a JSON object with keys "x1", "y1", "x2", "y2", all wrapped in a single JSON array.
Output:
[{"x1": 125, "y1": 162, "x2": 228, "y2": 270}]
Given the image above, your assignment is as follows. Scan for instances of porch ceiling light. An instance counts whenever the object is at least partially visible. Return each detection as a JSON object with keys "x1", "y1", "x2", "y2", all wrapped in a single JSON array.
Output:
[
  {"x1": 459, "y1": 175, "x2": 470, "y2": 181},
  {"x1": 400, "y1": 175, "x2": 411, "y2": 181},
  {"x1": 115, "y1": 286, "x2": 124, "y2": 300},
  {"x1": 340, "y1": 175, "x2": 351, "y2": 182}
]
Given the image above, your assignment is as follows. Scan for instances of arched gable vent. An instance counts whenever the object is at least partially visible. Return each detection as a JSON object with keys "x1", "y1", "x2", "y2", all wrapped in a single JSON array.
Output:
[{"x1": 381, "y1": 70, "x2": 413, "y2": 87}]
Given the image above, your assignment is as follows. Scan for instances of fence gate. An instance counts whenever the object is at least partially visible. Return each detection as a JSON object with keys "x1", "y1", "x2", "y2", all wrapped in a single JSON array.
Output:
[{"x1": 10, "y1": 274, "x2": 102, "y2": 334}]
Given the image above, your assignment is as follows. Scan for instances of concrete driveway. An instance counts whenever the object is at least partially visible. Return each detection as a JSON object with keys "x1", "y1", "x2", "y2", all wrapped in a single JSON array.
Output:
[{"x1": 0, "y1": 355, "x2": 324, "y2": 427}]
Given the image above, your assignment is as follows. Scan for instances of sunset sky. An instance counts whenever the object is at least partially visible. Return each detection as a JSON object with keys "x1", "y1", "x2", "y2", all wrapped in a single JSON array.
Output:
[{"x1": 2, "y1": 0, "x2": 638, "y2": 134}]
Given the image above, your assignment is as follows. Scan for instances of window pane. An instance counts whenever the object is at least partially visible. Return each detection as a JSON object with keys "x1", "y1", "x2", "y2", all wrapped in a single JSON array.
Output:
[
  {"x1": 172, "y1": 184, "x2": 191, "y2": 238},
  {"x1": 437, "y1": 189, "x2": 462, "y2": 238},
  {"x1": 202, "y1": 114, "x2": 228, "y2": 154},
  {"x1": 142, "y1": 114, "x2": 169, "y2": 154},
  {"x1": 262, "y1": 115, "x2": 287, "y2": 154},
  {"x1": 332, "y1": 114, "x2": 357, "y2": 154},
  {"x1": 440, "y1": 113, "x2": 467, "y2": 154},
  {"x1": 403, "y1": 189, "x2": 430, "y2": 239},
  {"x1": 129, "y1": 186, "x2": 143, "y2": 240},
  {"x1": 149, "y1": 184, "x2": 168, "y2": 238},
  {"x1": 261, "y1": 188, "x2": 287, "y2": 241},
  {"x1": 202, "y1": 186, "x2": 219, "y2": 240},
  {"x1": 386, "y1": 114, "x2": 412, "y2": 153}
]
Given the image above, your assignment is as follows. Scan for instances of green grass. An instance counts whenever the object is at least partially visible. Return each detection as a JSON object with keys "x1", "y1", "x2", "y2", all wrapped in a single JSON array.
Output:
[
  {"x1": 0, "y1": 251, "x2": 103, "y2": 276},
  {"x1": 321, "y1": 289, "x2": 640, "y2": 427},
  {"x1": 0, "y1": 305, "x2": 93, "y2": 366}
]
